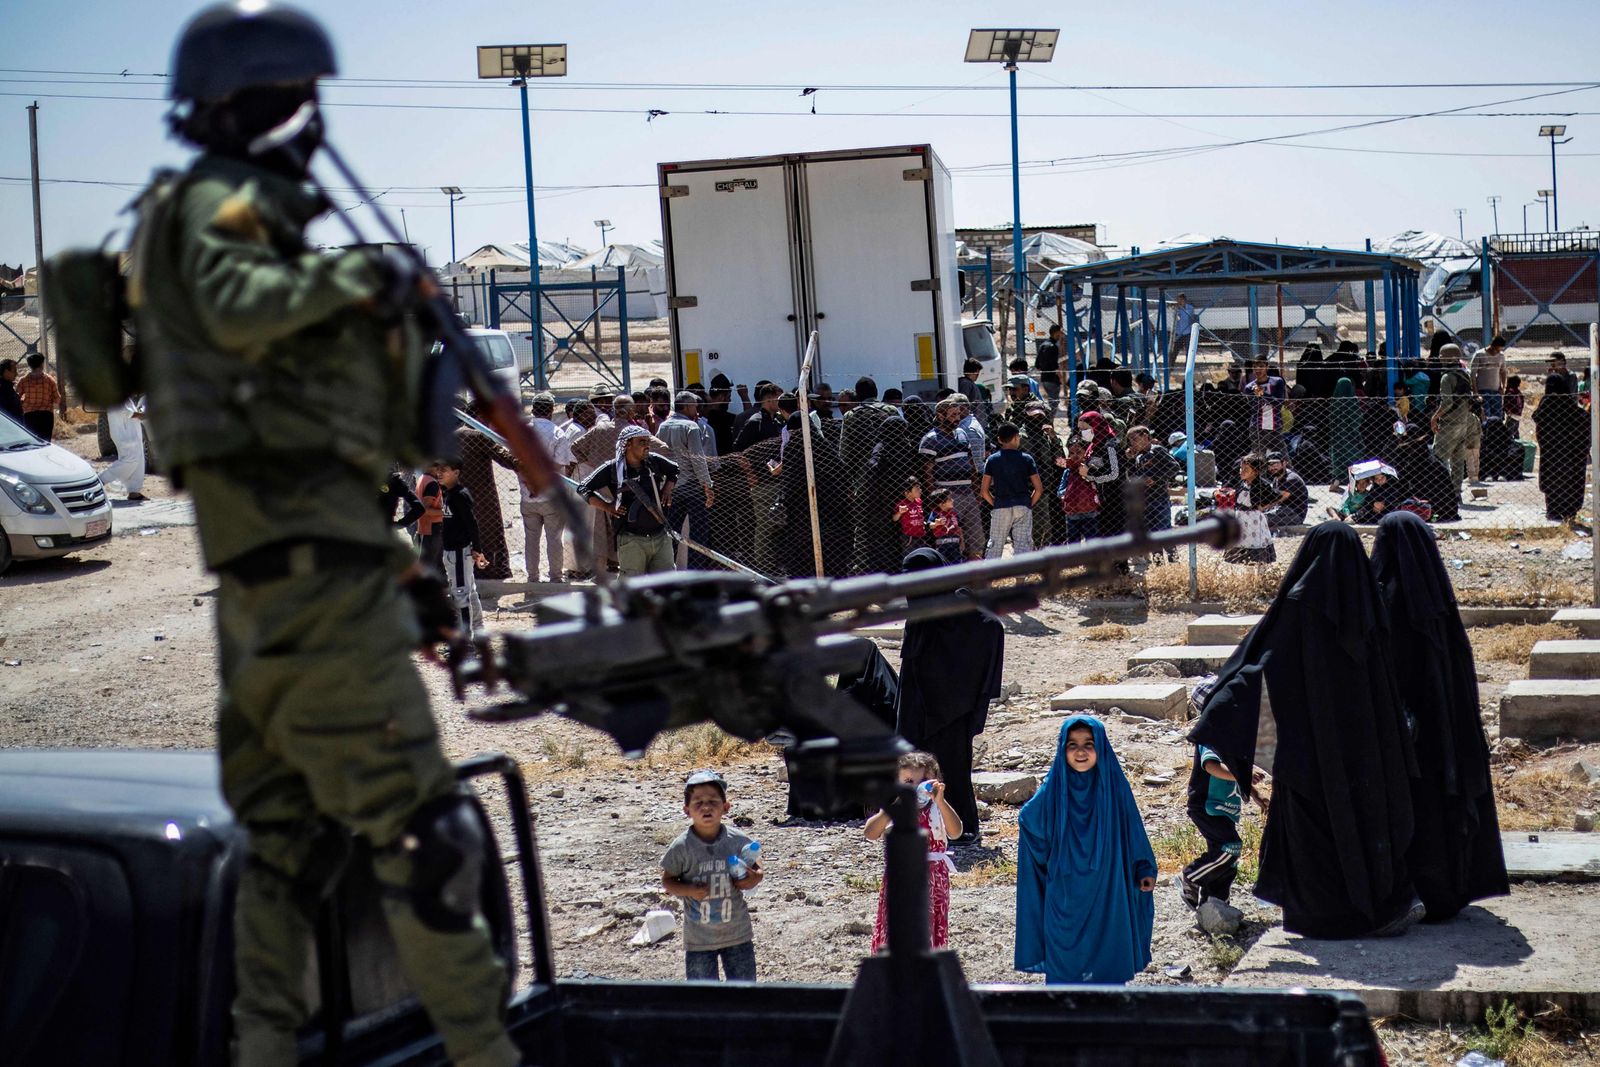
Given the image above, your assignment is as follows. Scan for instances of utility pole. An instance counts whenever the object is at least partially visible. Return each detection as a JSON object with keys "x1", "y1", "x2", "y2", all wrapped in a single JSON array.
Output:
[
  {"x1": 1486, "y1": 195, "x2": 1501, "y2": 235},
  {"x1": 1454, "y1": 208, "x2": 1466, "y2": 241},
  {"x1": 26, "y1": 101, "x2": 52, "y2": 382}
]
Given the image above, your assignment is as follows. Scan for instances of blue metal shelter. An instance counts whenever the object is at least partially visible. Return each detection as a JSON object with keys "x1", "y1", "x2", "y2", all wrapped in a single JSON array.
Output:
[{"x1": 1045, "y1": 238, "x2": 1427, "y2": 413}]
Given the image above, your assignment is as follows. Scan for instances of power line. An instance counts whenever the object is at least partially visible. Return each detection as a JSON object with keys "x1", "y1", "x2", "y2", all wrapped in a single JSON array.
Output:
[
  {"x1": 3, "y1": 67, "x2": 1598, "y2": 91},
  {"x1": 5, "y1": 88, "x2": 1599, "y2": 124}
]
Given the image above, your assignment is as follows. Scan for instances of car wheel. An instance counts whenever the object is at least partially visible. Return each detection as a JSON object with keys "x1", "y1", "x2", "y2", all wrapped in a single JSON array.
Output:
[
  {"x1": 0, "y1": 524, "x2": 13, "y2": 575},
  {"x1": 97, "y1": 412, "x2": 114, "y2": 458}
]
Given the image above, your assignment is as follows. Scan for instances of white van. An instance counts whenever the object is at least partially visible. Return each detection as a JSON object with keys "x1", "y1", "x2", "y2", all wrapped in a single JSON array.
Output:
[
  {"x1": 432, "y1": 327, "x2": 523, "y2": 400},
  {"x1": 0, "y1": 413, "x2": 113, "y2": 573}
]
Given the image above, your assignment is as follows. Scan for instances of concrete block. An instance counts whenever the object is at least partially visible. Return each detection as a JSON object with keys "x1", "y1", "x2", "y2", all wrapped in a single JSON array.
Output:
[
  {"x1": 1501, "y1": 831, "x2": 1600, "y2": 881},
  {"x1": 1456, "y1": 606, "x2": 1557, "y2": 627},
  {"x1": 971, "y1": 771, "x2": 1040, "y2": 805},
  {"x1": 1050, "y1": 683, "x2": 1188, "y2": 721},
  {"x1": 1500, "y1": 679, "x2": 1600, "y2": 743},
  {"x1": 1225, "y1": 888, "x2": 1600, "y2": 1024},
  {"x1": 1553, "y1": 608, "x2": 1600, "y2": 638},
  {"x1": 1127, "y1": 645, "x2": 1236, "y2": 676},
  {"x1": 1186, "y1": 614, "x2": 1262, "y2": 645},
  {"x1": 1528, "y1": 639, "x2": 1600, "y2": 680}
]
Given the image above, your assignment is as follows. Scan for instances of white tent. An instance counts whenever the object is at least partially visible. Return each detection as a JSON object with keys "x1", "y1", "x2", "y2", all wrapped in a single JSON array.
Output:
[
  {"x1": 1371, "y1": 230, "x2": 1476, "y2": 267},
  {"x1": 566, "y1": 243, "x2": 664, "y2": 271},
  {"x1": 971, "y1": 232, "x2": 1107, "y2": 270},
  {"x1": 449, "y1": 240, "x2": 588, "y2": 274}
]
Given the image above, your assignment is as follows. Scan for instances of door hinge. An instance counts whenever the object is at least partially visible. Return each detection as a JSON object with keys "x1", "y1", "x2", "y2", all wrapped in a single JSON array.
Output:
[
  {"x1": 669, "y1": 295, "x2": 698, "y2": 309},
  {"x1": 903, "y1": 168, "x2": 932, "y2": 181},
  {"x1": 661, "y1": 185, "x2": 690, "y2": 199},
  {"x1": 910, "y1": 278, "x2": 939, "y2": 292}
]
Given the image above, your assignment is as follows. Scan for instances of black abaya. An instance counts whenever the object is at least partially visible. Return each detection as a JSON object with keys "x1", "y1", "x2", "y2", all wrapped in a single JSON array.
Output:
[
  {"x1": 896, "y1": 548, "x2": 1005, "y2": 835},
  {"x1": 1371, "y1": 512, "x2": 1508, "y2": 920},
  {"x1": 1532, "y1": 378, "x2": 1589, "y2": 521},
  {"x1": 856, "y1": 416, "x2": 920, "y2": 574},
  {"x1": 785, "y1": 638, "x2": 903, "y2": 820},
  {"x1": 1191, "y1": 524, "x2": 1420, "y2": 938}
]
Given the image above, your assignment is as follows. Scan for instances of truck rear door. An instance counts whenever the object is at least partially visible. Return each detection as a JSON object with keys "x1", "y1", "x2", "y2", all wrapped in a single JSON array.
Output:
[
  {"x1": 661, "y1": 162, "x2": 802, "y2": 390},
  {"x1": 801, "y1": 152, "x2": 940, "y2": 392}
]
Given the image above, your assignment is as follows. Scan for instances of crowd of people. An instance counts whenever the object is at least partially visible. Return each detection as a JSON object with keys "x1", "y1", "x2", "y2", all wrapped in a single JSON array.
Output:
[{"x1": 657, "y1": 513, "x2": 1507, "y2": 986}]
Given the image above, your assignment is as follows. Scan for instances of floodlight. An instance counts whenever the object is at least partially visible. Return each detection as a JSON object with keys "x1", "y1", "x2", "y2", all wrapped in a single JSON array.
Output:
[
  {"x1": 1539, "y1": 125, "x2": 1567, "y2": 137},
  {"x1": 965, "y1": 29, "x2": 1059, "y2": 64},
  {"x1": 441, "y1": 185, "x2": 463, "y2": 196},
  {"x1": 594, "y1": 219, "x2": 612, "y2": 227},
  {"x1": 1538, "y1": 189, "x2": 1554, "y2": 198},
  {"x1": 477, "y1": 44, "x2": 567, "y2": 80}
]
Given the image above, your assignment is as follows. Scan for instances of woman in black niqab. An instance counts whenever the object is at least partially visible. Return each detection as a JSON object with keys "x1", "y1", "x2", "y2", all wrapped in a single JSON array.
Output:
[
  {"x1": 779, "y1": 411, "x2": 853, "y2": 577},
  {"x1": 1532, "y1": 373, "x2": 1589, "y2": 522},
  {"x1": 895, "y1": 547, "x2": 1005, "y2": 842},
  {"x1": 855, "y1": 415, "x2": 920, "y2": 574},
  {"x1": 1371, "y1": 512, "x2": 1507, "y2": 920},
  {"x1": 1190, "y1": 523, "x2": 1422, "y2": 938}
]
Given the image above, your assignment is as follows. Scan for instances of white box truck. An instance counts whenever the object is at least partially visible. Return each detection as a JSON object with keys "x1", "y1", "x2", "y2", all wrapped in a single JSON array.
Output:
[{"x1": 657, "y1": 144, "x2": 998, "y2": 398}]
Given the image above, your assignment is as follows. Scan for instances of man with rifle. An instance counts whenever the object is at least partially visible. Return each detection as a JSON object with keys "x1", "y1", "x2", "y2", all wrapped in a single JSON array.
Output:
[{"x1": 124, "y1": 4, "x2": 518, "y2": 1064}]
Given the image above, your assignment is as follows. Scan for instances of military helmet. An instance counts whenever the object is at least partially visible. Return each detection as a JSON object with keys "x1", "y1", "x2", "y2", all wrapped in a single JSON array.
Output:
[{"x1": 170, "y1": 1, "x2": 336, "y2": 103}]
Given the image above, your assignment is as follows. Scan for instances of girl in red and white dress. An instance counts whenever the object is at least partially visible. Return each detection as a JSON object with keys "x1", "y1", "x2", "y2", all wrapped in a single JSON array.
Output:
[{"x1": 864, "y1": 751, "x2": 963, "y2": 953}]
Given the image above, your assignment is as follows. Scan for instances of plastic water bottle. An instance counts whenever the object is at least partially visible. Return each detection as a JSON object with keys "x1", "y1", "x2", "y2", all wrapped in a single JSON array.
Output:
[
  {"x1": 727, "y1": 841, "x2": 761, "y2": 880},
  {"x1": 916, "y1": 780, "x2": 937, "y2": 807}
]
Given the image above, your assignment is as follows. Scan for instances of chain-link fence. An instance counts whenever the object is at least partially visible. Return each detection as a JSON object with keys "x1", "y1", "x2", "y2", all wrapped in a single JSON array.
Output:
[
  {"x1": 1, "y1": 293, "x2": 44, "y2": 365},
  {"x1": 554, "y1": 352, "x2": 1593, "y2": 606}
]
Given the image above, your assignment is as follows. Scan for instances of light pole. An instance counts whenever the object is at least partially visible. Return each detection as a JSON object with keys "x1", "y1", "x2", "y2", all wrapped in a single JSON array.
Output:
[
  {"x1": 1523, "y1": 201, "x2": 1539, "y2": 233},
  {"x1": 1454, "y1": 208, "x2": 1466, "y2": 241},
  {"x1": 1539, "y1": 125, "x2": 1571, "y2": 232},
  {"x1": 441, "y1": 186, "x2": 465, "y2": 266},
  {"x1": 478, "y1": 43, "x2": 567, "y2": 389},
  {"x1": 1487, "y1": 195, "x2": 1501, "y2": 235},
  {"x1": 1538, "y1": 190, "x2": 1553, "y2": 232},
  {"x1": 594, "y1": 219, "x2": 612, "y2": 249},
  {"x1": 965, "y1": 28, "x2": 1058, "y2": 361}
]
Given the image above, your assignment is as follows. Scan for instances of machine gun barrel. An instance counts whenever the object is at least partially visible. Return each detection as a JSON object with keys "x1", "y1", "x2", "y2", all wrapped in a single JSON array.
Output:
[{"x1": 463, "y1": 514, "x2": 1239, "y2": 748}]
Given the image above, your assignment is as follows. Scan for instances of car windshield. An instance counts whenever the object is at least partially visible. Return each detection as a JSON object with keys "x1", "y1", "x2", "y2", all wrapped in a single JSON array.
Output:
[
  {"x1": 963, "y1": 325, "x2": 1000, "y2": 362},
  {"x1": 476, "y1": 335, "x2": 516, "y2": 370},
  {"x1": 0, "y1": 411, "x2": 42, "y2": 450}
]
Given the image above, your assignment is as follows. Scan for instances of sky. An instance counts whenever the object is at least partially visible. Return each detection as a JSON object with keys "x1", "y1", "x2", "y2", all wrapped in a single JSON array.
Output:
[{"x1": 3, "y1": 0, "x2": 1599, "y2": 269}]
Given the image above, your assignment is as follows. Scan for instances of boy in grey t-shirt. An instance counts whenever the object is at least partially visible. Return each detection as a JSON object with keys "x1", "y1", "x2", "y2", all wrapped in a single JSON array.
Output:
[{"x1": 660, "y1": 770, "x2": 763, "y2": 980}]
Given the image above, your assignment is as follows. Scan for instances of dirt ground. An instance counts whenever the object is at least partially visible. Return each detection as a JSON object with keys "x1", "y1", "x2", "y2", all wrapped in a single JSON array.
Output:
[{"x1": 4, "y1": 429, "x2": 1599, "y2": 1065}]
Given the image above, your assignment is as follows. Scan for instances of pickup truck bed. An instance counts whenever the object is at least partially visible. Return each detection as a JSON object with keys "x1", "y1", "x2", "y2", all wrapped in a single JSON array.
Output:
[{"x1": 0, "y1": 749, "x2": 1382, "y2": 1066}]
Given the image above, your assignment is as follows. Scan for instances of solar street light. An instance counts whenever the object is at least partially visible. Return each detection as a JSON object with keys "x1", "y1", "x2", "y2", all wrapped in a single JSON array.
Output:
[
  {"x1": 477, "y1": 44, "x2": 570, "y2": 388},
  {"x1": 964, "y1": 29, "x2": 1059, "y2": 366},
  {"x1": 1539, "y1": 125, "x2": 1572, "y2": 231}
]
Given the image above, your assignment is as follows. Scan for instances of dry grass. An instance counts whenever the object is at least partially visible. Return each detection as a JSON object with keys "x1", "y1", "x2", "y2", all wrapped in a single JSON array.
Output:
[
  {"x1": 1495, "y1": 767, "x2": 1599, "y2": 832},
  {"x1": 1148, "y1": 815, "x2": 1264, "y2": 881},
  {"x1": 1080, "y1": 670, "x2": 1123, "y2": 686},
  {"x1": 951, "y1": 855, "x2": 1018, "y2": 888},
  {"x1": 643, "y1": 723, "x2": 770, "y2": 772},
  {"x1": 1457, "y1": 567, "x2": 1591, "y2": 607},
  {"x1": 1081, "y1": 622, "x2": 1130, "y2": 641},
  {"x1": 1470, "y1": 623, "x2": 1578, "y2": 664},
  {"x1": 842, "y1": 871, "x2": 881, "y2": 893},
  {"x1": 1201, "y1": 935, "x2": 1245, "y2": 972},
  {"x1": 540, "y1": 736, "x2": 591, "y2": 770},
  {"x1": 1143, "y1": 557, "x2": 1286, "y2": 611}
]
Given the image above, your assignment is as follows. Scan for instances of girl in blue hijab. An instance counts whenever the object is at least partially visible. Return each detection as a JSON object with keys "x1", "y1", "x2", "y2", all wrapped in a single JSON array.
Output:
[{"x1": 1015, "y1": 715, "x2": 1157, "y2": 984}]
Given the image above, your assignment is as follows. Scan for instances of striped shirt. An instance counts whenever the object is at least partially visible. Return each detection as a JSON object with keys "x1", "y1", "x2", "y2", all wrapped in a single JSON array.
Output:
[{"x1": 919, "y1": 426, "x2": 975, "y2": 488}]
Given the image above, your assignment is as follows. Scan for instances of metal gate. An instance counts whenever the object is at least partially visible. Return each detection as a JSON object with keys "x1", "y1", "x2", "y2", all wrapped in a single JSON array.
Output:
[
  {"x1": 1491, "y1": 233, "x2": 1600, "y2": 348},
  {"x1": 486, "y1": 266, "x2": 633, "y2": 393}
]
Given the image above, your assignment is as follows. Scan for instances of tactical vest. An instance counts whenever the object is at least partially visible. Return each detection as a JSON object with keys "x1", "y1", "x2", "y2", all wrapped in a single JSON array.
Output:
[{"x1": 128, "y1": 155, "x2": 422, "y2": 478}]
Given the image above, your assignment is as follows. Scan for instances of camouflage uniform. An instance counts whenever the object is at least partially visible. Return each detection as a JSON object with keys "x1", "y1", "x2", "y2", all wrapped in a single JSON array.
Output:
[{"x1": 130, "y1": 152, "x2": 518, "y2": 1067}]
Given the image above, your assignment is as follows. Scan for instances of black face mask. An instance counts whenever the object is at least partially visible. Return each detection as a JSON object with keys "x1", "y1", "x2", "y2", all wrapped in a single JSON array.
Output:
[{"x1": 177, "y1": 84, "x2": 323, "y2": 178}]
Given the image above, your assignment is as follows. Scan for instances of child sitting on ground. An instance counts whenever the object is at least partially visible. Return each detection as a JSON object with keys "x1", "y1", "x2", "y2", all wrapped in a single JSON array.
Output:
[
  {"x1": 893, "y1": 476, "x2": 926, "y2": 557},
  {"x1": 661, "y1": 770, "x2": 763, "y2": 981},
  {"x1": 926, "y1": 488, "x2": 963, "y2": 564},
  {"x1": 1328, "y1": 475, "x2": 1372, "y2": 522},
  {"x1": 1015, "y1": 716, "x2": 1157, "y2": 985},
  {"x1": 864, "y1": 751, "x2": 962, "y2": 953}
]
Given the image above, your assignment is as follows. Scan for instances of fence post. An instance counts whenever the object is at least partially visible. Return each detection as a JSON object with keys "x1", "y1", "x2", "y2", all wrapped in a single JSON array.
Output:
[
  {"x1": 616, "y1": 266, "x2": 632, "y2": 395},
  {"x1": 1184, "y1": 323, "x2": 1201, "y2": 602},
  {"x1": 796, "y1": 331, "x2": 825, "y2": 579},
  {"x1": 1591, "y1": 323, "x2": 1599, "y2": 607},
  {"x1": 1481, "y1": 238, "x2": 1493, "y2": 343},
  {"x1": 1365, "y1": 239, "x2": 1378, "y2": 354}
]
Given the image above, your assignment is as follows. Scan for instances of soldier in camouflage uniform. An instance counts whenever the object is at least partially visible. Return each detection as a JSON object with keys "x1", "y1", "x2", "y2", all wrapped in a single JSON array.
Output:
[{"x1": 127, "y1": 4, "x2": 518, "y2": 1065}]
